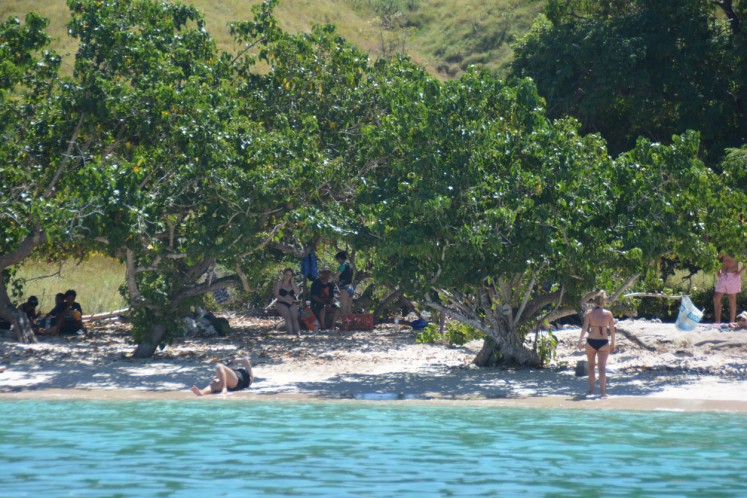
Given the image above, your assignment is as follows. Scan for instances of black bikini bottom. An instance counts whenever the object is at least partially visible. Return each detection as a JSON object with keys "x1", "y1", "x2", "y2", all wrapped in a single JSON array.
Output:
[{"x1": 587, "y1": 338, "x2": 609, "y2": 351}]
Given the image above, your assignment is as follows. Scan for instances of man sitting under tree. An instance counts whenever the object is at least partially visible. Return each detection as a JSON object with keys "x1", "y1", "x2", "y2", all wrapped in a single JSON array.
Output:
[{"x1": 310, "y1": 267, "x2": 339, "y2": 330}]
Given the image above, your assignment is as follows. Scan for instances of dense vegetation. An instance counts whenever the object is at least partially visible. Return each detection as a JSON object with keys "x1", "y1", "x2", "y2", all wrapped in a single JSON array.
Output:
[
  {"x1": 1, "y1": 0, "x2": 745, "y2": 366},
  {"x1": 511, "y1": 0, "x2": 747, "y2": 163}
]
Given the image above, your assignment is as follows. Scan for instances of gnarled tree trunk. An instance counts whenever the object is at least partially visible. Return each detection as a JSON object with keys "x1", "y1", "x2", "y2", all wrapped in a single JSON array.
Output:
[
  {"x1": 0, "y1": 306, "x2": 37, "y2": 344},
  {"x1": 0, "y1": 279, "x2": 36, "y2": 343},
  {"x1": 132, "y1": 322, "x2": 166, "y2": 359},
  {"x1": 473, "y1": 328, "x2": 541, "y2": 368}
]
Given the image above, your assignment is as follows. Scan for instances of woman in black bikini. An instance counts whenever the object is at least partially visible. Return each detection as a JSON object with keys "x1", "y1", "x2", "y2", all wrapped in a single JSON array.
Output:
[
  {"x1": 274, "y1": 268, "x2": 301, "y2": 336},
  {"x1": 192, "y1": 357, "x2": 254, "y2": 396},
  {"x1": 577, "y1": 291, "x2": 616, "y2": 398}
]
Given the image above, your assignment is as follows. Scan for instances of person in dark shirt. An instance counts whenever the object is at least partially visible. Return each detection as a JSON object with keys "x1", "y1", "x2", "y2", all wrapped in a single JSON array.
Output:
[
  {"x1": 47, "y1": 289, "x2": 86, "y2": 335},
  {"x1": 39, "y1": 293, "x2": 66, "y2": 331},
  {"x1": 18, "y1": 296, "x2": 40, "y2": 329},
  {"x1": 310, "y1": 267, "x2": 339, "y2": 330}
]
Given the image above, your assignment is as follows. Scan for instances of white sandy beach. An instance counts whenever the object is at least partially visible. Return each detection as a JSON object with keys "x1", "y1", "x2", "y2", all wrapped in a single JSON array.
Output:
[{"x1": 1, "y1": 315, "x2": 746, "y2": 412}]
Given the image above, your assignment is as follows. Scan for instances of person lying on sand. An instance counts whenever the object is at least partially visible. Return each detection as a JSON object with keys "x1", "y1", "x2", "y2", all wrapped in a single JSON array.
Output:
[
  {"x1": 728, "y1": 311, "x2": 747, "y2": 329},
  {"x1": 192, "y1": 357, "x2": 254, "y2": 396}
]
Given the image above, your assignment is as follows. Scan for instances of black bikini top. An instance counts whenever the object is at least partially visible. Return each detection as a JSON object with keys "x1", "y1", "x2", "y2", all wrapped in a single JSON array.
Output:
[
  {"x1": 589, "y1": 307, "x2": 608, "y2": 336},
  {"x1": 279, "y1": 288, "x2": 296, "y2": 298}
]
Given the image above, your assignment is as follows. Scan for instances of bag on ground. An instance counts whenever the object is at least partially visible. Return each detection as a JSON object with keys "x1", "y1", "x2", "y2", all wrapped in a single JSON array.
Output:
[{"x1": 675, "y1": 295, "x2": 703, "y2": 331}]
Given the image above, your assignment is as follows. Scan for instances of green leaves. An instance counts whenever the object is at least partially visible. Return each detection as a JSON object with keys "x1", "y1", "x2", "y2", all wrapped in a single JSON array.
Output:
[
  {"x1": 512, "y1": 0, "x2": 747, "y2": 164},
  {"x1": 3, "y1": 0, "x2": 741, "y2": 359}
]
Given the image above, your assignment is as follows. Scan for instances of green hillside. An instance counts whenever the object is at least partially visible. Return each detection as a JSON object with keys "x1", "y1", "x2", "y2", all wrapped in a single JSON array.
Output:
[{"x1": 0, "y1": 0, "x2": 543, "y2": 78}]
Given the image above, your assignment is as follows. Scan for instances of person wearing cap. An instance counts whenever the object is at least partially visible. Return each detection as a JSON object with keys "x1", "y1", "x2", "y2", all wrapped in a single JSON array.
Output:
[
  {"x1": 18, "y1": 296, "x2": 41, "y2": 329},
  {"x1": 310, "y1": 267, "x2": 339, "y2": 330},
  {"x1": 46, "y1": 289, "x2": 86, "y2": 335}
]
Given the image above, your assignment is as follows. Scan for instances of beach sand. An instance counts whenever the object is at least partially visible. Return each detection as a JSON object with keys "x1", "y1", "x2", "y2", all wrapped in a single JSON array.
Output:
[{"x1": 1, "y1": 315, "x2": 746, "y2": 412}]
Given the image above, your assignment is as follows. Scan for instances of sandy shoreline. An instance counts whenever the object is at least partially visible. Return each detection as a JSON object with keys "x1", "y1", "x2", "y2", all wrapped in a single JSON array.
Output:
[{"x1": 2, "y1": 315, "x2": 747, "y2": 412}]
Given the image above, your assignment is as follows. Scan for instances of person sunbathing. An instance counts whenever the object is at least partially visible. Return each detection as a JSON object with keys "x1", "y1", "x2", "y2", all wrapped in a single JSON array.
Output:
[
  {"x1": 192, "y1": 357, "x2": 254, "y2": 396},
  {"x1": 728, "y1": 312, "x2": 747, "y2": 329}
]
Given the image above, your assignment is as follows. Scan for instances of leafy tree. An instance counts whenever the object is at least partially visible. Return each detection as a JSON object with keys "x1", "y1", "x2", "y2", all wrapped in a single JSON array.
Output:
[
  {"x1": 229, "y1": 5, "x2": 393, "y2": 287},
  {"x1": 510, "y1": 0, "x2": 747, "y2": 163},
  {"x1": 0, "y1": 13, "x2": 103, "y2": 342},
  {"x1": 62, "y1": 0, "x2": 292, "y2": 357},
  {"x1": 356, "y1": 65, "x2": 728, "y2": 366},
  {"x1": 62, "y1": 0, "x2": 382, "y2": 356},
  {"x1": 711, "y1": 144, "x2": 747, "y2": 256}
]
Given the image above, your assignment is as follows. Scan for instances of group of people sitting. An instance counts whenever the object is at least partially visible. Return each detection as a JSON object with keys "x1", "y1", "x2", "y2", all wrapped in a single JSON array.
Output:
[
  {"x1": 16, "y1": 289, "x2": 87, "y2": 336},
  {"x1": 273, "y1": 251, "x2": 354, "y2": 335}
]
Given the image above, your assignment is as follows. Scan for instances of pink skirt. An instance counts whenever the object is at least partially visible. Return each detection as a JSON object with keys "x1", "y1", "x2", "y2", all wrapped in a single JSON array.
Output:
[{"x1": 715, "y1": 272, "x2": 742, "y2": 294}]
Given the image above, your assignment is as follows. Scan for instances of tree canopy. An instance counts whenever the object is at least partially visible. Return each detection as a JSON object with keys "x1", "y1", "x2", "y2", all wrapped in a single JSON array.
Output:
[
  {"x1": 510, "y1": 0, "x2": 747, "y2": 164},
  {"x1": 1, "y1": 0, "x2": 745, "y2": 366}
]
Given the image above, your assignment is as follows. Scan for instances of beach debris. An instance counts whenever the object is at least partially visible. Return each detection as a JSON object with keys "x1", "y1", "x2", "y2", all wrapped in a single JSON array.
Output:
[
  {"x1": 82, "y1": 308, "x2": 130, "y2": 323},
  {"x1": 575, "y1": 360, "x2": 588, "y2": 377},
  {"x1": 181, "y1": 307, "x2": 232, "y2": 337}
]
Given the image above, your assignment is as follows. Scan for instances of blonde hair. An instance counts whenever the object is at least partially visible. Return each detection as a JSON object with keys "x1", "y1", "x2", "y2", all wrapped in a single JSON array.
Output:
[{"x1": 593, "y1": 290, "x2": 607, "y2": 307}]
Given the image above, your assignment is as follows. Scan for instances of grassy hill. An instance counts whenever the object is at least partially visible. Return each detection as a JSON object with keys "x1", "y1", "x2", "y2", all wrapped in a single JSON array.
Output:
[{"x1": 0, "y1": 0, "x2": 544, "y2": 78}]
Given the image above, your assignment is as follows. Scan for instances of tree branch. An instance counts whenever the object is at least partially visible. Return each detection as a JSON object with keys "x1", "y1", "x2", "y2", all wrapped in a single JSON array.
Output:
[
  {"x1": 44, "y1": 114, "x2": 85, "y2": 199},
  {"x1": 173, "y1": 275, "x2": 242, "y2": 302},
  {"x1": 622, "y1": 292, "x2": 683, "y2": 300},
  {"x1": 125, "y1": 249, "x2": 145, "y2": 306},
  {"x1": 609, "y1": 274, "x2": 640, "y2": 303},
  {"x1": 512, "y1": 271, "x2": 537, "y2": 328},
  {"x1": 0, "y1": 228, "x2": 47, "y2": 269},
  {"x1": 235, "y1": 259, "x2": 254, "y2": 292},
  {"x1": 713, "y1": 0, "x2": 740, "y2": 33}
]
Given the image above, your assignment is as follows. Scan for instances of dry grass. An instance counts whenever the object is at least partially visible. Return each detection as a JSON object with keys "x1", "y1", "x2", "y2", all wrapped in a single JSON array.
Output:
[
  {"x1": 14, "y1": 255, "x2": 127, "y2": 315},
  {"x1": 0, "y1": 0, "x2": 544, "y2": 78},
  {"x1": 0, "y1": 0, "x2": 383, "y2": 69},
  {"x1": 407, "y1": 0, "x2": 542, "y2": 77}
]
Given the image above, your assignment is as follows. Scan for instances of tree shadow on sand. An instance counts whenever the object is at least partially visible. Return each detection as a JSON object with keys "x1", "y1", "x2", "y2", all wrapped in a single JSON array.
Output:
[{"x1": 262, "y1": 367, "x2": 725, "y2": 401}]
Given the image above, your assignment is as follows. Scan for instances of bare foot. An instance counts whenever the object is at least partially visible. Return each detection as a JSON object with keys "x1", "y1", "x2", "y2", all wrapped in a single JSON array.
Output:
[{"x1": 191, "y1": 385, "x2": 204, "y2": 396}]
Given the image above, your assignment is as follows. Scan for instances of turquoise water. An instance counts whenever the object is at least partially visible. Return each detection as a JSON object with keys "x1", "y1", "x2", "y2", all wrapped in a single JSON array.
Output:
[{"x1": 1, "y1": 400, "x2": 746, "y2": 497}]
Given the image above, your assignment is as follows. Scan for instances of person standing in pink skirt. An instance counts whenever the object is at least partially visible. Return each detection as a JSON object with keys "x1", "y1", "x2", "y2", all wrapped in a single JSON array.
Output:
[{"x1": 713, "y1": 253, "x2": 745, "y2": 324}]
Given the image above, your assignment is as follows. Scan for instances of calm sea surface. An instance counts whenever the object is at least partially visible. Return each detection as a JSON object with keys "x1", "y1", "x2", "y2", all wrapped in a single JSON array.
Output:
[{"x1": 1, "y1": 399, "x2": 745, "y2": 497}]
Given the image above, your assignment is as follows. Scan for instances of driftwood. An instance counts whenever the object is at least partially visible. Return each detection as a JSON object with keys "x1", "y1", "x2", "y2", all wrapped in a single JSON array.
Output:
[
  {"x1": 623, "y1": 292, "x2": 683, "y2": 300},
  {"x1": 82, "y1": 308, "x2": 130, "y2": 323}
]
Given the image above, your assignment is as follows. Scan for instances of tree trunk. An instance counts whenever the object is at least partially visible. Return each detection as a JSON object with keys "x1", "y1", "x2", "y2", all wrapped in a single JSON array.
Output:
[
  {"x1": 0, "y1": 307, "x2": 37, "y2": 344},
  {"x1": 132, "y1": 322, "x2": 166, "y2": 358},
  {"x1": 0, "y1": 281, "x2": 36, "y2": 343},
  {"x1": 373, "y1": 288, "x2": 400, "y2": 323},
  {"x1": 473, "y1": 329, "x2": 540, "y2": 368},
  {"x1": 715, "y1": 0, "x2": 740, "y2": 33}
]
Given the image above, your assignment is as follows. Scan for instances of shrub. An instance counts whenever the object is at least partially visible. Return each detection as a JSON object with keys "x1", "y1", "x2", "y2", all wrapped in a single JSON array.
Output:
[
  {"x1": 416, "y1": 321, "x2": 484, "y2": 346},
  {"x1": 535, "y1": 331, "x2": 558, "y2": 367}
]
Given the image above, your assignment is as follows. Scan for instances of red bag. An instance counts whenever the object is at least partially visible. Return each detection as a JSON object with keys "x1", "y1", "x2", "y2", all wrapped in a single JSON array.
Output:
[{"x1": 299, "y1": 306, "x2": 317, "y2": 331}]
